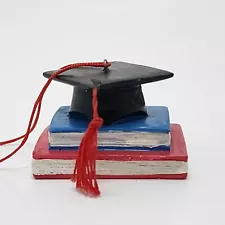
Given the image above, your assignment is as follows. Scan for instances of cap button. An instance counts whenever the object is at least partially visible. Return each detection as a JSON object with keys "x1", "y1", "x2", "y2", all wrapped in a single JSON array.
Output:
[{"x1": 103, "y1": 59, "x2": 109, "y2": 73}]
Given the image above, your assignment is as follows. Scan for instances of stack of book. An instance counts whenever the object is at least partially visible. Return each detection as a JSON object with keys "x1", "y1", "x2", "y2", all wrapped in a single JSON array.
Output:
[{"x1": 32, "y1": 106, "x2": 188, "y2": 179}]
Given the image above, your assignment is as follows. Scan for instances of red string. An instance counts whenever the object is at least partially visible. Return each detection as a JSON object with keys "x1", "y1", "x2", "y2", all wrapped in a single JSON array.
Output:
[{"x1": 0, "y1": 61, "x2": 111, "y2": 197}]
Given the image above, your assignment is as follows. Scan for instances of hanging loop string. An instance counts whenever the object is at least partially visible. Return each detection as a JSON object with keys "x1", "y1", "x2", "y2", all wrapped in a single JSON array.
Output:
[{"x1": 0, "y1": 61, "x2": 111, "y2": 193}]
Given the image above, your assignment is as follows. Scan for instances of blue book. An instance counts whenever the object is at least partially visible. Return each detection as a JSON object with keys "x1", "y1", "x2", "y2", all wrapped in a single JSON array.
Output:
[{"x1": 48, "y1": 106, "x2": 171, "y2": 151}]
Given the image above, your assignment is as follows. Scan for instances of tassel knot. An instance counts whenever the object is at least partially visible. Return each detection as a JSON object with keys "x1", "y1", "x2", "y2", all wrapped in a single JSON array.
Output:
[{"x1": 89, "y1": 117, "x2": 103, "y2": 129}]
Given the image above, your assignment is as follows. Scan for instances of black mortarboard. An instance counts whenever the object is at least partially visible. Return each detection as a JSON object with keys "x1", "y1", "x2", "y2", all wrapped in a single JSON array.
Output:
[{"x1": 43, "y1": 61, "x2": 173, "y2": 125}]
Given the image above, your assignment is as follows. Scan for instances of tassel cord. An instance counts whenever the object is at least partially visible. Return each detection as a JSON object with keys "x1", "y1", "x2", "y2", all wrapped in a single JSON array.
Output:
[{"x1": 0, "y1": 62, "x2": 110, "y2": 169}]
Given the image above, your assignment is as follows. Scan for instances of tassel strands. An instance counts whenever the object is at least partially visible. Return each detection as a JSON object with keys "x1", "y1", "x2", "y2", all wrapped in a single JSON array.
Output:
[{"x1": 72, "y1": 88, "x2": 103, "y2": 197}]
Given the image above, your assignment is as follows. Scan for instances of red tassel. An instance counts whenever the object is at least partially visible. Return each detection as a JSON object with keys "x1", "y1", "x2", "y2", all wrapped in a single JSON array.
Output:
[
  {"x1": 0, "y1": 61, "x2": 110, "y2": 198},
  {"x1": 71, "y1": 88, "x2": 103, "y2": 197}
]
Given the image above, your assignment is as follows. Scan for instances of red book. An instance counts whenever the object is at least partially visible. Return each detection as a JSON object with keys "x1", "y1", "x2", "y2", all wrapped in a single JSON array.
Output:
[{"x1": 32, "y1": 123, "x2": 188, "y2": 179}]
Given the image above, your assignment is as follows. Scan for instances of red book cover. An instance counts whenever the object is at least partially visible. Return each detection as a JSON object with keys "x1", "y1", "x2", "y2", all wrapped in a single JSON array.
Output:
[{"x1": 32, "y1": 123, "x2": 188, "y2": 179}]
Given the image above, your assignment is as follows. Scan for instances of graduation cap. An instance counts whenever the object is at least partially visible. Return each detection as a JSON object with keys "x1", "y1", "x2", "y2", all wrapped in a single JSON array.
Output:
[{"x1": 43, "y1": 60, "x2": 174, "y2": 125}]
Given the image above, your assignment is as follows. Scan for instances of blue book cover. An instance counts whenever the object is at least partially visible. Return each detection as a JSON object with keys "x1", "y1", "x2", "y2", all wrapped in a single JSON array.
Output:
[{"x1": 49, "y1": 106, "x2": 170, "y2": 151}]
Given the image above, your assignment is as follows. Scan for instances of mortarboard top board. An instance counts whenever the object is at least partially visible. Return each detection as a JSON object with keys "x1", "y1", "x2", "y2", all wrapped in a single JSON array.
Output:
[{"x1": 43, "y1": 61, "x2": 174, "y2": 125}]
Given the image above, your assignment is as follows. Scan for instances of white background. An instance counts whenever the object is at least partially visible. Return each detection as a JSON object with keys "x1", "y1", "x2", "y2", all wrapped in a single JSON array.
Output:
[{"x1": 0, "y1": 0, "x2": 225, "y2": 224}]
